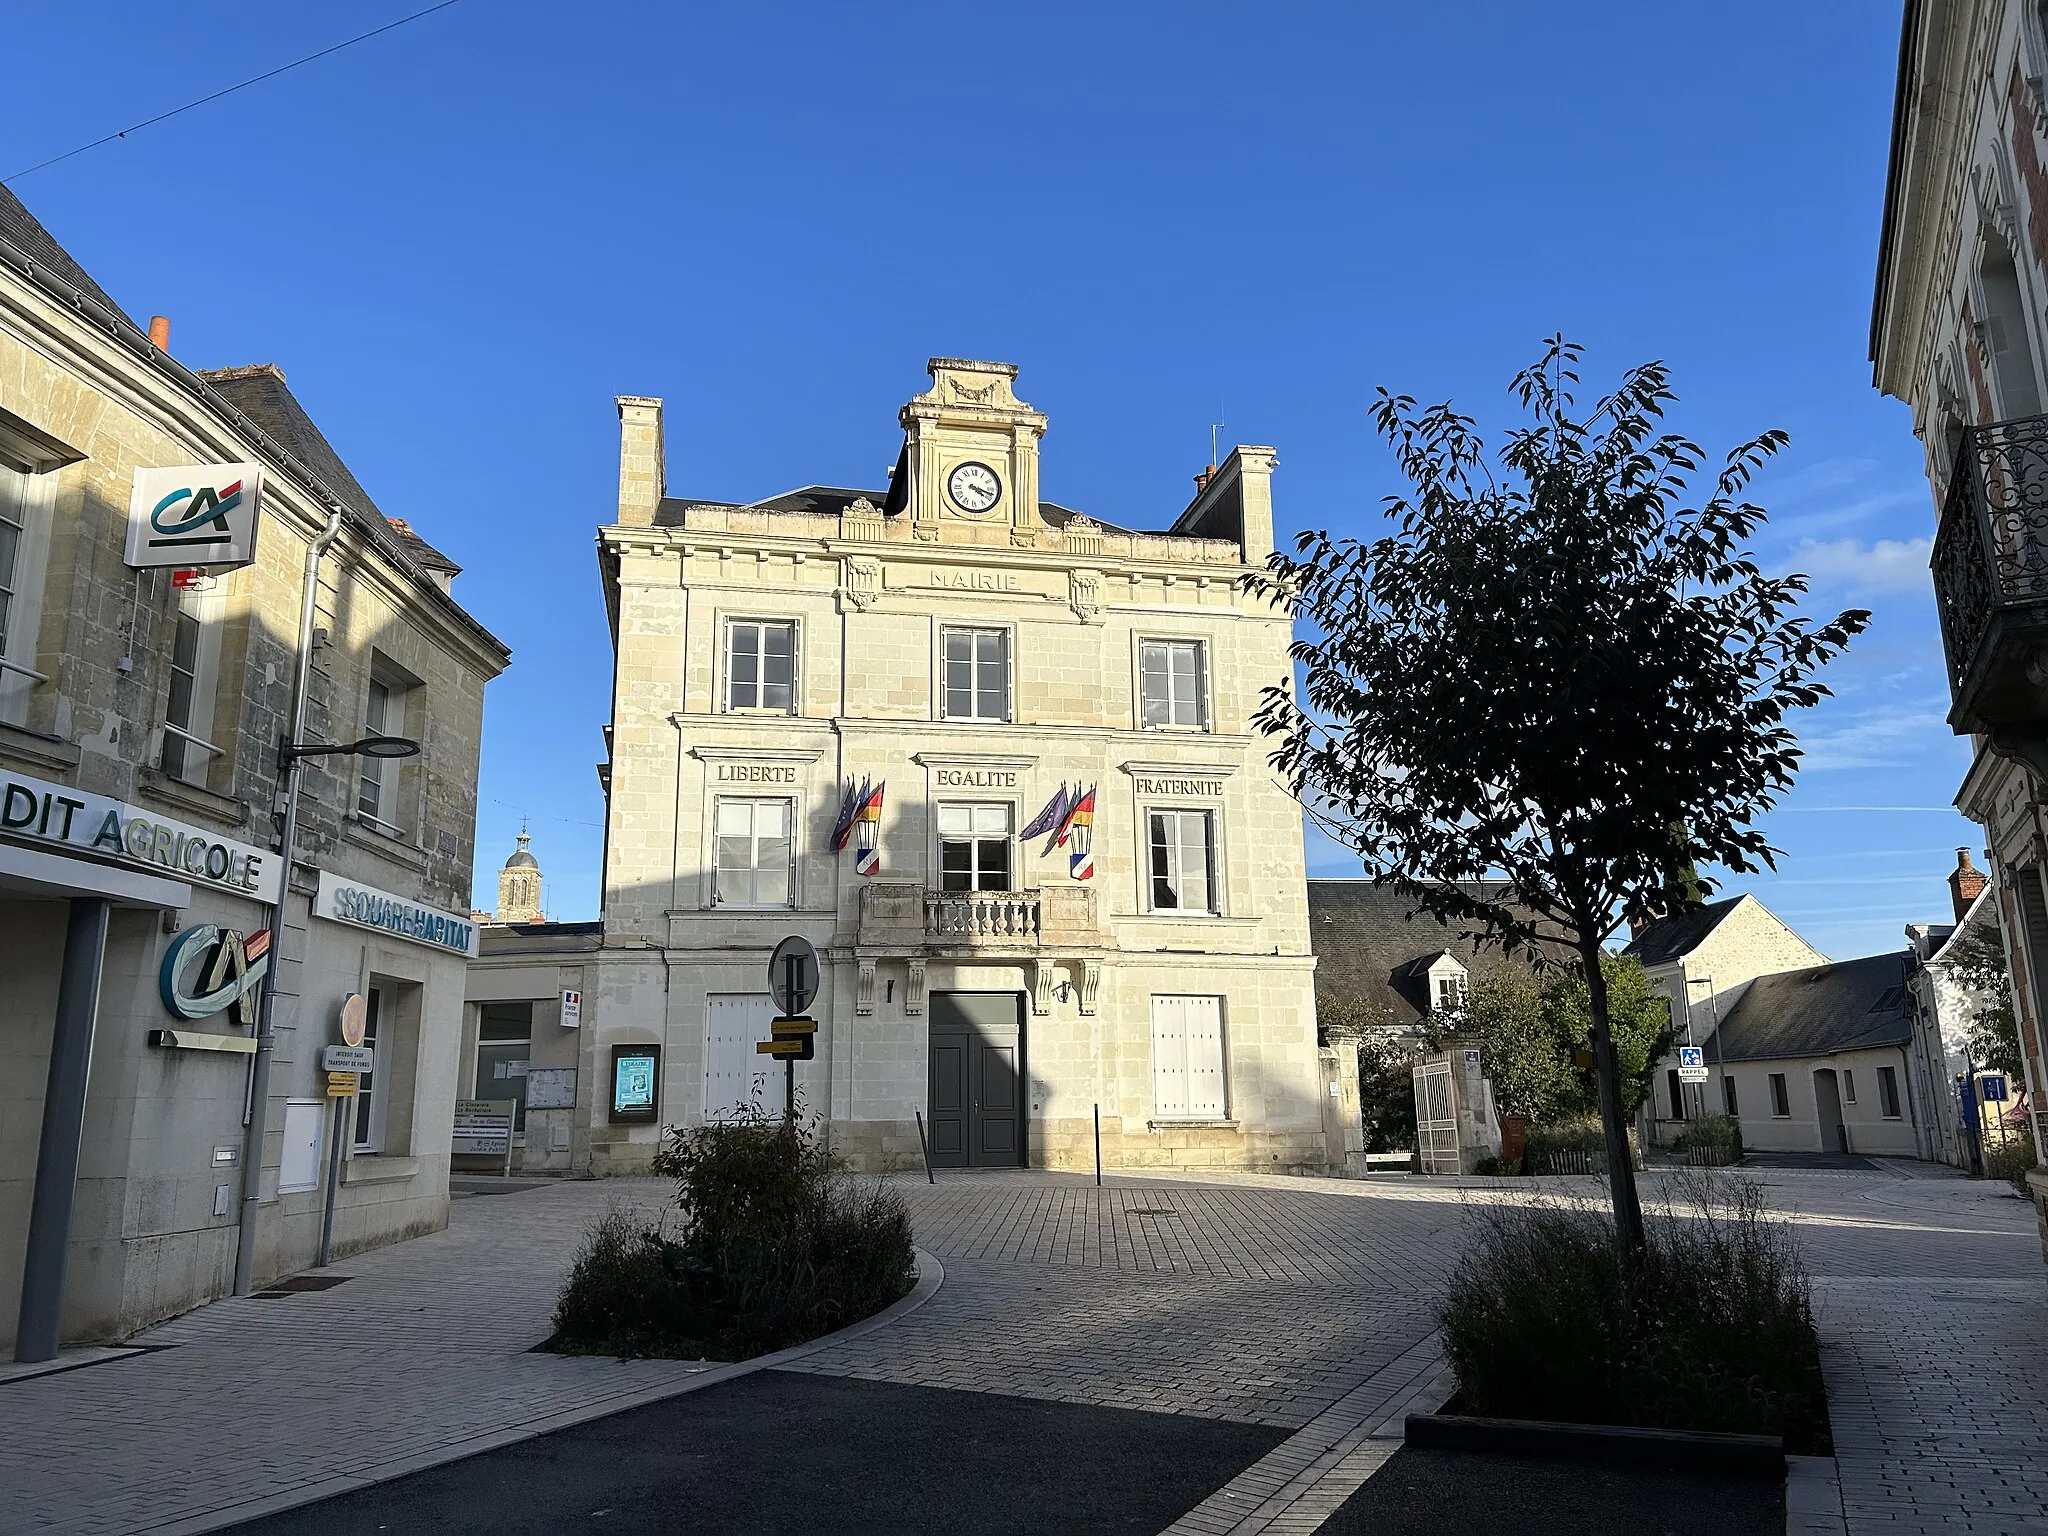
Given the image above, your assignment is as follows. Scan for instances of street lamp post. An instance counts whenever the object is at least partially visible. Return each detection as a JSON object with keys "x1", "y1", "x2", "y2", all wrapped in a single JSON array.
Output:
[{"x1": 231, "y1": 509, "x2": 421, "y2": 1297}]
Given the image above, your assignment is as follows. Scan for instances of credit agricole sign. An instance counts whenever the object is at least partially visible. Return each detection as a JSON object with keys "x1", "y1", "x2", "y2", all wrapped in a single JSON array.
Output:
[{"x1": 0, "y1": 767, "x2": 281, "y2": 904}]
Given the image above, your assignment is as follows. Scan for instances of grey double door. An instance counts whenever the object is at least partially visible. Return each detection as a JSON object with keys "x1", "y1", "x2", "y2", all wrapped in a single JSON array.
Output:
[{"x1": 927, "y1": 991, "x2": 1024, "y2": 1167}]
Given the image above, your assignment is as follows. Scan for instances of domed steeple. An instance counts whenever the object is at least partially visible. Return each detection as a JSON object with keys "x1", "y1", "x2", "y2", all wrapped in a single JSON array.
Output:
[{"x1": 496, "y1": 826, "x2": 543, "y2": 922}]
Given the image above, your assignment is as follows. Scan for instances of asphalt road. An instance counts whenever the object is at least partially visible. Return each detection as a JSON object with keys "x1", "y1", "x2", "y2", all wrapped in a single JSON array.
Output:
[
  {"x1": 1319, "y1": 1446, "x2": 1785, "y2": 1535},
  {"x1": 217, "y1": 1369, "x2": 1288, "y2": 1535}
]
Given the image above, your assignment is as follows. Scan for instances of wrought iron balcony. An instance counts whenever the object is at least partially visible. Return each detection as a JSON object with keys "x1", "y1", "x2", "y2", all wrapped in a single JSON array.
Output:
[{"x1": 1932, "y1": 413, "x2": 2048, "y2": 743}]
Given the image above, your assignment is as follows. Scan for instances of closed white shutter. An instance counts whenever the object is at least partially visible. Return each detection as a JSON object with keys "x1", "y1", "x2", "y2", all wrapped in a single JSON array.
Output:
[
  {"x1": 1151, "y1": 995, "x2": 1227, "y2": 1118},
  {"x1": 704, "y1": 994, "x2": 777, "y2": 1118},
  {"x1": 1182, "y1": 996, "x2": 1226, "y2": 1116}
]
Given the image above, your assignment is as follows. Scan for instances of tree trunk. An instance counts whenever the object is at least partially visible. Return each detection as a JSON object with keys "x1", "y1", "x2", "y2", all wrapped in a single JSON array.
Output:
[{"x1": 1581, "y1": 941, "x2": 1647, "y2": 1266}]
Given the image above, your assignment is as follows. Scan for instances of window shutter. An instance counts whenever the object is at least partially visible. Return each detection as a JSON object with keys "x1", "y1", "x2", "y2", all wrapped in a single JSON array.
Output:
[{"x1": 1151, "y1": 995, "x2": 1188, "y2": 1117}]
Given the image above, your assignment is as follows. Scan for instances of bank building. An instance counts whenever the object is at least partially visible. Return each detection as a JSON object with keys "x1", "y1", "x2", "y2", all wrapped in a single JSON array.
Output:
[{"x1": 469, "y1": 359, "x2": 1335, "y2": 1174}]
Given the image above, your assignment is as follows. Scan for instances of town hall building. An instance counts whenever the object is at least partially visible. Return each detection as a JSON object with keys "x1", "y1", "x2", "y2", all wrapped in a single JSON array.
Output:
[{"x1": 472, "y1": 359, "x2": 1329, "y2": 1174}]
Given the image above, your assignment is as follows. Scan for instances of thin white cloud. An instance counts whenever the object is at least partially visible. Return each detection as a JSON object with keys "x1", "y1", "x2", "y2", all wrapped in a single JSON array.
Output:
[
  {"x1": 1785, "y1": 535, "x2": 1933, "y2": 595},
  {"x1": 1795, "y1": 703, "x2": 1952, "y2": 770}
]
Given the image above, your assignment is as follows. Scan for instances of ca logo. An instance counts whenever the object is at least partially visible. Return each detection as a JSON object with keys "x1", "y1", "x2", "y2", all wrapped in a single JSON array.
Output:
[{"x1": 160, "y1": 925, "x2": 271, "y2": 1024}]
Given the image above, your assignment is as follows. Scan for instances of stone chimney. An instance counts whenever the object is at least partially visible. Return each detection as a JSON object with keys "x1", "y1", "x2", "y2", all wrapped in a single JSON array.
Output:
[
  {"x1": 615, "y1": 395, "x2": 665, "y2": 527},
  {"x1": 1950, "y1": 847, "x2": 1989, "y2": 923}
]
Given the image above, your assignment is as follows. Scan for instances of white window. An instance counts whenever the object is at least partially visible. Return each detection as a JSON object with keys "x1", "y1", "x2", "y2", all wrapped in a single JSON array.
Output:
[
  {"x1": 1150, "y1": 994, "x2": 1227, "y2": 1119},
  {"x1": 725, "y1": 619, "x2": 797, "y2": 712},
  {"x1": 937, "y1": 803, "x2": 1011, "y2": 891},
  {"x1": 1769, "y1": 1072, "x2": 1790, "y2": 1118},
  {"x1": 1147, "y1": 809, "x2": 1217, "y2": 914},
  {"x1": 353, "y1": 987, "x2": 388, "y2": 1153},
  {"x1": 940, "y1": 627, "x2": 1009, "y2": 721},
  {"x1": 356, "y1": 674, "x2": 409, "y2": 831},
  {"x1": 159, "y1": 584, "x2": 224, "y2": 784},
  {"x1": 0, "y1": 464, "x2": 53, "y2": 726},
  {"x1": 1431, "y1": 969, "x2": 1469, "y2": 1012},
  {"x1": 1878, "y1": 1065, "x2": 1902, "y2": 1119},
  {"x1": 714, "y1": 798, "x2": 794, "y2": 906},
  {"x1": 1140, "y1": 639, "x2": 1207, "y2": 729}
]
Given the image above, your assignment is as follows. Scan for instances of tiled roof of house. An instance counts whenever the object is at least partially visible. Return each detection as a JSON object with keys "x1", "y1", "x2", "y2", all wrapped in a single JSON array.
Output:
[
  {"x1": 1704, "y1": 951, "x2": 1914, "y2": 1062},
  {"x1": 0, "y1": 182, "x2": 130, "y2": 322},
  {"x1": 1622, "y1": 896, "x2": 1745, "y2": 967},
  {"x1": 1306, "y1": 879, "x2": 1544, "y2": 1026},
  {"x1": 199, "y1": 363, "x2": 460, "y2": 575}
]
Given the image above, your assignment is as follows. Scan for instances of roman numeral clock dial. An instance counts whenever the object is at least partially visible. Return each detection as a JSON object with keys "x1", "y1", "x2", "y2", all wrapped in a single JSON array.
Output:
[{"x1": 946, "y1": 460, "x2": 1002, "y2": 514}]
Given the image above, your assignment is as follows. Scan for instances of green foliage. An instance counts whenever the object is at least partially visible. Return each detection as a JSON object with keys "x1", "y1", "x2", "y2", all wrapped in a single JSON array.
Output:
[
  {"x1": 1537, "y1": 956, "x2": 1674, "y2": 1119},
  {"x1": 1674, "y1": 1113, "x2": 1744, "y2": 1166},
  {"x1": 549, "y1": 1113, "x2": 916, "y2": 1360},
  {"x1": 1984, "y1": 1132, "x2": 2038, "y2": 1196},
  {"x1": 1356, "y1": 1030, "x2": 1421, "y2": 1153},
  {"x1": 1524, "y1": 1117, "x2": 1616, "y2": 1175},
  {"x1": 1458, "y1": 957, "x2": 1671, "y2": 1122},
  {"x1": 1440, "y1": 1176, "x2": 1829, "y2": 1452},
  {"x1": 1948, "y1": 923, "x2": 2025, "y2": 1082}
]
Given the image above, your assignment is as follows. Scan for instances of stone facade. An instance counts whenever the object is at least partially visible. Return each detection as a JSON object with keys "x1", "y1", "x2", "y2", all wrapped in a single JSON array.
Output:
[
  {"x1": 480, "y1": 358, "x2": 1326, "y2": 1174},
  {"x1": 0, "y1": 190, "x2": 507, "y2": 1350},
  {"x1": 1873, "y1": 0, "x2": 2048, "y2": 1249}
]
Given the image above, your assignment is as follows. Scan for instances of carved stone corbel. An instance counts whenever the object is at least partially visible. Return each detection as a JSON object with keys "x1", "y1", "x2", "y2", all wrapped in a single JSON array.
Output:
[
  {"x1": 1079, "y1": 960, "x2": 1102, "y2": 1016},
  {"x1": 1031, "y1": 959, "x2": 1056, "y2": 1016},
  {"x1": 905, "y1": 959, "x2": 927, "y2": 1015},
  {"x1": 856, "y1": 959, "x2": 877, "y2": 1015}
]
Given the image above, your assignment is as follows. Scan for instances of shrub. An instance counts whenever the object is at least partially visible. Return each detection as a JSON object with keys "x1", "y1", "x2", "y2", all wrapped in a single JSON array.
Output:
[
  {"x1": 1674, "y1": 1113, "x2": 1743, "y2": 1167},
  {"x1": 1440, "y1": 1174, "x2": 1829, "y2": 1452},
  {"x1": 548, "y1": 1113, "x2": 916, "y2": 1360},
  {"x1": 1524, "y1": 1117, "x2": 1606, "y2": 1175},
  {"x1": 1984, "y1": 1133, "x2": 2039, "y2": 1197}
]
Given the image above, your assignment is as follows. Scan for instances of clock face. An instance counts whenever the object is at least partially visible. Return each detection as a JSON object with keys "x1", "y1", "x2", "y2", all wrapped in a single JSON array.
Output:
[{"x1": 946, "y1": 460, "x2": 1002, "y2": 514}]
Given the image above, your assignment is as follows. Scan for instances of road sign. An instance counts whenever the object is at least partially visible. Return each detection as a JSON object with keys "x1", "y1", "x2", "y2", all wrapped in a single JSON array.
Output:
[
  {"x1": 339, "y1": 992, "x2": 368, "y2": 1048},
  {"x1": 769, "y1": 1016, "x2": 817, "y2": 1034},
  {"x1": 768, "y1": 935, "x2": 821, "y2": 1016},
  {"x1": 1677, "y1": 1046, "x2": 1708, "y2": 1083},
  {"x1": 325, "y1": 1071, "x2": 358, "y2": 1098},
  {"x1": 322, "y1": 1044, "x2": 375, "y2": 1073},
  {"x1": 1982, "y1": 1074, "x2": 2010, "y2": 1102},
  {"x1": 757, "y1": 1038, "x2": 810, "y2": 1058}
]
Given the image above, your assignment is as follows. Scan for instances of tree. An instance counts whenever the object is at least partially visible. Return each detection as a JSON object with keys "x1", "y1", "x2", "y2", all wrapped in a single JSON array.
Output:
[
  {"x1": 1249, "y1": 340, "x2": 1867, "y2": 1263},
  {"x1": 1319, "y1": 995, "x2": 1419, "y2": 1153},
  {"x1": 1461, "y1": 972, "x2": 1574, "y2": 1121},
  {"x1": 1947, "y1": 922, "x2": 2024, "y2": 1082},
  {"x1": 1538, "y1": 956, "x2": 1674, "y2": 1120}
]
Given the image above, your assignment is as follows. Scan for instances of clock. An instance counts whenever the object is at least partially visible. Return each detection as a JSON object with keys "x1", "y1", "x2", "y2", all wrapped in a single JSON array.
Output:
[{"x1": 946, "y1": 460, "x2": 1002, "y2": 514}]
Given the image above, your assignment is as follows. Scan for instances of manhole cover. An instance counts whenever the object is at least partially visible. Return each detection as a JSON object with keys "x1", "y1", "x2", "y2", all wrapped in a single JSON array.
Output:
[{"x1": 254, "y1": 1275, "x2": 353, "y2": 1297}]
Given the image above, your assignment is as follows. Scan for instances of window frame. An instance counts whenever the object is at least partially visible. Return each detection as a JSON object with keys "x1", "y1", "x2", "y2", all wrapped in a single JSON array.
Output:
[
  {"x1": 355, "y1": 659, "x2": 421, "y2": 839},
  {"x1": 1144, "y1": 806, "x2": 1221, "y2": 916},
  {"x1": 935, "y1": 801, "x2": 1014, "y2": 892},
  {"x1": 936, "y1": 624, "x2": 1013, "y2": 723},
  {"x1": 1877, "y1": 1064, "x2": 1902, "y2": 1120},
  {"x1": 1768, "y1": 1072, "x2": 1790, "y2": 1119},
  {"x1": 1842, "y1": 1069, "x2": 1856, "y2": 1106},
  {"x1": 158, "y1": 580, "x2": 227, "y2": 786},
  {"x1": 1721, "y1": 1075, "x2": 1738, "y2": 1117},
  {"x1": 0, "y1": 464, "x2": 55, "y2": 726},
  {"x1": 721, "y1": 615, "x2": 801, "y2": 716},
  {"x1": 711, "y1": 795, "x2": 798, "y2": 908},
  {"x1": 1136, "y1": 636, "x2": 1211, "y2": 732},
  {"x1": 1149, "y1": 993, "x2": 1229, "y2": 1121},
  {"x1": 353, "y1": 985, "x2": 389, "y2": 1153}
]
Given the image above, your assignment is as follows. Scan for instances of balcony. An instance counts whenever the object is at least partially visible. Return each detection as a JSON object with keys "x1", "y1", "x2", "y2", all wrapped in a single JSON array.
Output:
[
  {"x1": 1932, "y1": 413, "x2": 2048, "y2": 750},
  {"x1": 857, "y1": 882, "x2": 1098, "y2": 951}
]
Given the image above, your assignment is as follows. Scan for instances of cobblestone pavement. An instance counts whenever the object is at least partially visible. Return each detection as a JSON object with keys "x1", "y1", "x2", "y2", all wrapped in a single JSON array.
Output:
[{"x1": 1, "y1": 1160, "x2": 2044, "y2": 1535}]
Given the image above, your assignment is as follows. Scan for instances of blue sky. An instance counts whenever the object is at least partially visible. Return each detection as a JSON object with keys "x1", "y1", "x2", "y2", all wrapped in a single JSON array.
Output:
[{"x1": 4, "y1": 1, "x2": 1971, "y2": 956}]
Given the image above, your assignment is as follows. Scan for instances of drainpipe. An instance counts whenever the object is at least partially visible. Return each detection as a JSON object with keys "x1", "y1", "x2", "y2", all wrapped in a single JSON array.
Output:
[{"x1": 233, "y1": 509, "x2": 342, "y2": 1296}]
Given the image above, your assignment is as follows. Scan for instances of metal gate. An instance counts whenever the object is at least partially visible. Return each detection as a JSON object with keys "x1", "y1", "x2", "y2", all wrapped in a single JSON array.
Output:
[{"x1": 1413, "y1": 1057, "x2": 1459, "y2": 1174}]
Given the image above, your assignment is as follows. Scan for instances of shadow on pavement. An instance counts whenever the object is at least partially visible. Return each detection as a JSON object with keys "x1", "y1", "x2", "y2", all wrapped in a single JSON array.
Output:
[
  {"x1": 216, "y1": 1369, "x2": 1288, "y2": 1535},
  {"x1": 1320, "y1": 1447, "x2": 1784, "y2": 1535}
]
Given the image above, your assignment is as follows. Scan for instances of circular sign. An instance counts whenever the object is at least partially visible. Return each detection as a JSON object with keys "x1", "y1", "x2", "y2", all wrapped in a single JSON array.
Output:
[
  {"x1": 339, "y1": 992, "x2": 368, "y2": 1048},
  {"x1": 767, "y1": 936, "x2": 821, "y2": 1016}
]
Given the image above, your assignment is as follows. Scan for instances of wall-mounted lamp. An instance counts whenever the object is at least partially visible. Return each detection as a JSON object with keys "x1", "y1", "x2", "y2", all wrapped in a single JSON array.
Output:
[{"x1": 1052, "y1": 979, "x2": 1074, "y2": 1004}]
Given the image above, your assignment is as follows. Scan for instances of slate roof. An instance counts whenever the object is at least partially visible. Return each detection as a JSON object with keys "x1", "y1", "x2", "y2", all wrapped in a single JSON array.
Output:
[
  {"x1": 1622, "y1": 897, "x2": 1745, "y2": 968},
  {"x1": 651, "y1": 486, "x2": 1142, "y2": 536},
  {"x1": 0, "y1": 182, "x2": 130, "y2": 322},
  {"x1": 1704, "y1": 951, "x2": 1914, "y2": 1062},
  {"x1": 1306, "y1": 879, "x2": 1544, "y2": 1026},
  {"x1": 200, "y1": 364, "x2": 461, "y2": 575}
]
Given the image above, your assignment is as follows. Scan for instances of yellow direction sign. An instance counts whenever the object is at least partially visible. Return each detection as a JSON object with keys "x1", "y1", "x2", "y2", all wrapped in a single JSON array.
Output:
[
  {"x1": 326, "y1": 1070, "x2": 359, "y2": 1097},
  {"x1": 756, "y1": 1039, "x2": 807, "y2": 1057},
  {"x1": 769, "y1": 1017, "x2": 817, "y2": 1034}
]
